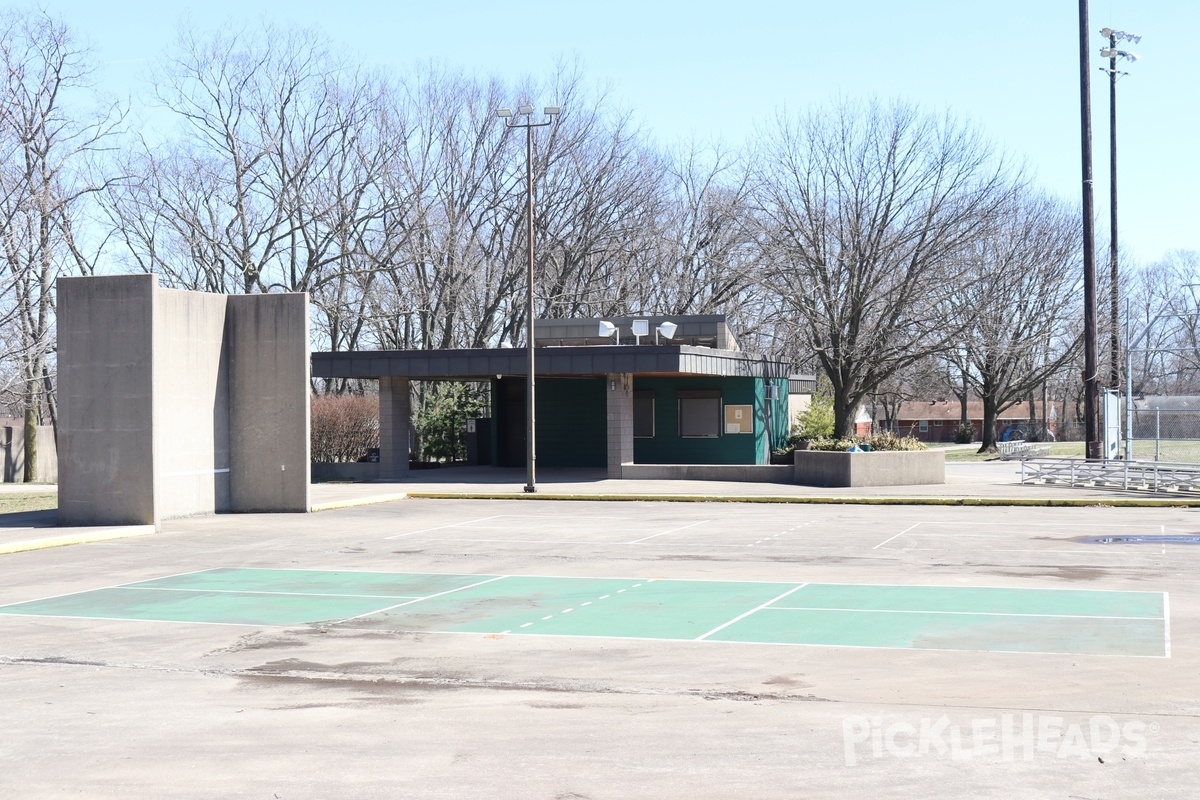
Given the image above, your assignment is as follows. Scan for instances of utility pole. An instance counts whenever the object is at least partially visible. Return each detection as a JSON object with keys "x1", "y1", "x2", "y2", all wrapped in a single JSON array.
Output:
[{"x1": 1078, "y1": 0, "x2": 1101, "y2": 460}]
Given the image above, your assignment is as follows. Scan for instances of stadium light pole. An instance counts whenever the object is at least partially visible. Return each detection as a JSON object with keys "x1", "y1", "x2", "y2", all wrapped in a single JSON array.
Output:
[
  {"x1": 496, "y1": 103, "x2": 560, "y2": 493},
  {"x1": 1099, "y1": 27, "x2": 1140, "y2": 391}
]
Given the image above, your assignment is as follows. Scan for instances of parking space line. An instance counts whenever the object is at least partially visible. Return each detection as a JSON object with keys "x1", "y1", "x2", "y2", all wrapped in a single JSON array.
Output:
[
  {"x1": 629, "y1": 520, "x2": 712, "y2": 544},
  {"x1": 384, "y1": 515, "x2": 507, "y2": 540},
  {"x1": 872, "y1": 523, "x2": 921, "y2": 550}
]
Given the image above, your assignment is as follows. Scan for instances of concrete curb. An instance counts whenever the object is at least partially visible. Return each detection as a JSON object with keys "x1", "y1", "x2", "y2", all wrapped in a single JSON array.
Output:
[
  {"x1": 310, "y1": 493, "x2": 409, "y2": 513},
  {"x1": 0, "y1": 525, "x2": 157, "y2": 555},
  {"x1": 403, "y1": 492, "x2": 1200, "y2": 508}
]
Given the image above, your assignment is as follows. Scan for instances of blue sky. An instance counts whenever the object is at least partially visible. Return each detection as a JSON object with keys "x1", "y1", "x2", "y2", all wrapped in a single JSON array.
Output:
[{"x1": 40, "y1": 0, "x2": 1200, "y2": 267}]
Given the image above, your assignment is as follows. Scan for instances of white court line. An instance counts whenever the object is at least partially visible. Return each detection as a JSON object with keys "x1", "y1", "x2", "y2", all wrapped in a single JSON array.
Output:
[
  {"x1": 694, "y1": 583, "x2": 809, "y2": 641},
  {"x1": 453, "y1": 630, "x2": 1168, "y2": 658},
  {"x1": 116, "y1": 586, "x2": 425, "y2": 601},
  {"x1": 873, "y1": 523, "x2": 922, "y2": 550},
  {"x1": 765, "y1": 606, "x2": 1164, "y2": 621},
  {"x1": 0, "y1": 613, "x2": 275, "y2": 629},
  {"x1": 0, "y1": 568, "x2": 221, "y2": 610},
  {"x1": 384, "y1": 515, "x2": 508, "y2": 540},
  {"x1": 1164, "y1": 593, "x2": 1172, "y2": 658},
  {"x1": 629, "y1": 519, "x2": 712, "y2": 544},
  {"x1": 342, "y1": 575, "x2": 509, "y2": 621}
]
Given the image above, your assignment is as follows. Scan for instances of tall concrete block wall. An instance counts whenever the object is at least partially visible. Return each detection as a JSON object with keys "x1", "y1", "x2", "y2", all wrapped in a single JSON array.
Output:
[
  {"x1": 58, "y1": 275, "x2": 310, "y2": 526},
  {"x1": 227, "y1": 294, "x2": 310, "y2": 512},
  {"x1": 152, "y1": 286, "x2": 231, "y2": 520},
  {"x1": 58, "y1": 274, "x2": 157, "y2": 526}
]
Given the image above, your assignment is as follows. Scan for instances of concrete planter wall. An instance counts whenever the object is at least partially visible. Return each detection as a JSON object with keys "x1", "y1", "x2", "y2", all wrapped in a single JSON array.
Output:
[
  {"x1": 311, "y1": 462, "x2": 380, "y2": 482},
  {"x1": 793, "y1": 449, "x2": 945, "y2": 488},
  {"x1": 621, "y1": 464, "x2": 794, "y2": 483}
]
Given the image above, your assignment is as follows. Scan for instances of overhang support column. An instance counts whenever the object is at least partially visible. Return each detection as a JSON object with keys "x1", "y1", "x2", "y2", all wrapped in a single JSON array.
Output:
[
  {"x1": 605, "y1": 373, "x2": 633, "y2": 479},
  {"x1": 379, "y1": 377, "x2": 411, "y2": 480}
]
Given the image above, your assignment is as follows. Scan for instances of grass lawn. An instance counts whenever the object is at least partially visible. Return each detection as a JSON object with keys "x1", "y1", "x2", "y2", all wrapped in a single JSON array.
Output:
[{"x1": 0, "y1": 492, "x2": 57, "y2": 514}]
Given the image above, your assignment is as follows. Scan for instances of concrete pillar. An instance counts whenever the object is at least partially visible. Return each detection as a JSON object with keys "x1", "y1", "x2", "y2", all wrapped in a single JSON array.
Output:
[
  {"x1": 605, "y1": 373, "x2": 633, "y2": 479},
  {"x1": 379, "y1": 377, "x2": 411, "y2": 480}
]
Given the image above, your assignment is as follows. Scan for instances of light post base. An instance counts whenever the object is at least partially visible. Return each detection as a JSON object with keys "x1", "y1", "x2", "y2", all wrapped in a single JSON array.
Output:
[{"x1": 523, "y1": 484, "x2": 537, "y2": 493}]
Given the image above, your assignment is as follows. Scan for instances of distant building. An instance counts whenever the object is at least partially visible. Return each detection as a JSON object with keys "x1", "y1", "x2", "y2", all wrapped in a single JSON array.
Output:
[{"x1": 875, "y1": 400, "x2": 1057, "y2": 443}]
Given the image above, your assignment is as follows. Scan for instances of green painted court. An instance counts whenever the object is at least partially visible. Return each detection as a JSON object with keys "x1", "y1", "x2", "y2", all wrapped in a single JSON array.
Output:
[{"x1": 0, "y1": 568, "x2": 1169, "y2": 657}]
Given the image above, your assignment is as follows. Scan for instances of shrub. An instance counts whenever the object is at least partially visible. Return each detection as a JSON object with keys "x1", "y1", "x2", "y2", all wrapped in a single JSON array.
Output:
[
  {"x1": 311, "y1": 394, "x2": 379, "y2": 462},
  {"x1": 805, "y1": 432, "x2": 928, "y2": 452},
  {"x1": 953, "y1": 422, "x2": 975, "y2": 444},
  {"x1": 413, "y1": 382, "x2": 489, "y2": 462},
  {"x1": 792, "y1": 393, "x2": 835, "y2": 441}
]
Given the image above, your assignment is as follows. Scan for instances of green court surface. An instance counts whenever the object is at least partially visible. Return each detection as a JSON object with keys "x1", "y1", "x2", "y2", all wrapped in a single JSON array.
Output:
[{"x1": 0, "y1": 568, "x2": 1169, "y2": 657}]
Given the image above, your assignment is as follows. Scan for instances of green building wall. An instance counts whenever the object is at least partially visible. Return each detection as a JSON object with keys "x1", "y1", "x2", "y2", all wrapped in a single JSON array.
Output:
[
  {"x1": 633, "y1": 376, "x2": 789, "y2": 465},
  {"x1": 491, "y1": 374, "x2": 789, "y2": 469}
]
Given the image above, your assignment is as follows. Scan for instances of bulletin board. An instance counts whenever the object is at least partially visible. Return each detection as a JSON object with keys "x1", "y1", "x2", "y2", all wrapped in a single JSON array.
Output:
[{"x1": 724, "y1": 404, "x2": 752, "y2": 434}]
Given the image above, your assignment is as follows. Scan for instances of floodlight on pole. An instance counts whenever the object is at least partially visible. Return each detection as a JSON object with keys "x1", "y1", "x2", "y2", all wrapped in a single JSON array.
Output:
[
  {"x1": 656, "y1": 321, "x2": 677, "y2": 344},
  {"x1": 1099, "y1": 25, "x2": 1141, "y2": 392},
  {"x1": 496, "y1": 103, "x2": 561, "y2": 493},
  {"x1": 598, "y1": 320, "x2": 618, "y2": 343}
]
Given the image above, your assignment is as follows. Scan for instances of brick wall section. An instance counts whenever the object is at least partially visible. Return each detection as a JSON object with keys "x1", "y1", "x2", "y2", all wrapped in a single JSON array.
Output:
[
  {"x1": 606, "y1": 373, "x2": 633, "y2": 478},
  {"x1": 379, "y1": 377, "x2": 411, "y2": 479}
]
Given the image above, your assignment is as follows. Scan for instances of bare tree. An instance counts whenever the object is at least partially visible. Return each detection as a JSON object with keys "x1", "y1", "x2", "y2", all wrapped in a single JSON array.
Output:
[
  {"x1": 751, "y1": 98, "x2": 1014, "y2": 436},
  {"x1": 0, "y1": 8, "x2": 123, "y2": 479},
  {"x1": 948, "y1": 191, "x2": 1081, "y2": 452}
]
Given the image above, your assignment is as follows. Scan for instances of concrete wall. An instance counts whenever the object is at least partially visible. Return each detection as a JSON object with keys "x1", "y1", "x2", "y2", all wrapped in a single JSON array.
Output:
[
  {"x1": 57, "y1": 275, "x2": 310, "y2": 526},
  {"x1": 152, "y1": 287, "x2": 230, "y2": 519},
  {"x1": 58, "y1": 274, "x2": 157, "y2": 526},
  {"x1": 793, "y1": 450, "x2": 945, "y2": 488},
  {"x1": 621, "y1": 464, "x2": 793, "y2": 483},
  {"x1": 311, "y1": 462, "x2": 380, "y2": 482},
  {"x1": 227, "y1": 294, "x2": 310, "y2": 512},
  {"x1": 2, "y1": 424, "x2": 58, "y2": 483}
]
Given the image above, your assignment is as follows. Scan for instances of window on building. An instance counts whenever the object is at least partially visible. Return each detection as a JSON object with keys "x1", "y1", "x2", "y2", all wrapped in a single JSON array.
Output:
[
  {"x1": 633, "y1": 391, "x2": 655, "y2": 438},
  {"x1": 933, "y1": 419, "x2": 943, "y2": 427},
  {"x1": 678, "y1": 390, "x2": 722, "y2": 438},
  {"x1": 918, "y1": 420, "x2": 929, "y2": 432}
]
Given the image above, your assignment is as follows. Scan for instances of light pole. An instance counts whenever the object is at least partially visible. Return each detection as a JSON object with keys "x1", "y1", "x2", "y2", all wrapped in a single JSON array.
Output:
[
  {"x1": 1099, "y1": 27, "x2": 1141, "y2": 391},
  {"x1": 496, "y1": 103, "x2": 560, "y2": 493}
]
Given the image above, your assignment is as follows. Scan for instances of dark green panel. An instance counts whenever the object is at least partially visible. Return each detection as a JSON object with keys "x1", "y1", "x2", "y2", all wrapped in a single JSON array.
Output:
[
  {"x1": 535, "y1": 377, "x2": 606, "y2": 468},
  {"x1": 632, "y1": 376, "x2": 764, "y2": 464}
]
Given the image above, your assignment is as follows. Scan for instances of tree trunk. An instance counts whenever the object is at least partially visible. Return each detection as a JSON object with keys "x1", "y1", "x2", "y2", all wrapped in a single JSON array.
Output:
[
  {"x1": 977, "y1": 395, "x2": 1000, "y2": 453},
  {"x1": 22, "y1": 404, "x2": 37, "y2": 483}
]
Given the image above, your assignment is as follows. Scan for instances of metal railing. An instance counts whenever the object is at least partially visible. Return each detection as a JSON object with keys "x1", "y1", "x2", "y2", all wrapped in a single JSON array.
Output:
[{"x1": 1020, "y1": 457, "x2": 1200, "y2": 493}]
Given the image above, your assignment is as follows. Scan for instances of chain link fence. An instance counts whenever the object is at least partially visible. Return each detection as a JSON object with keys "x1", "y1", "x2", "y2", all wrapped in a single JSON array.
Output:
[{"x1": 1128, "y1": 408, "x2": 1200, "y2": 464}]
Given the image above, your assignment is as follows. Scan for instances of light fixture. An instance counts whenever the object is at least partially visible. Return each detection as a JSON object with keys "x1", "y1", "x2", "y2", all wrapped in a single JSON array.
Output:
[
  {"x1": 656, "y1": 320, "x2": 677, "y2": 344},
  {"x1": 496, "y1": 100, "x2": 561, "y2": 493},
  {"x1": 598, "y1": 320, "x2": 618, "y2": 343},
  {"x1": 631, "y1": 319, "x2": 649, "y2": 345},
  {"x1": 544, "y1": 106, "x2": 561, "y2": 115}
]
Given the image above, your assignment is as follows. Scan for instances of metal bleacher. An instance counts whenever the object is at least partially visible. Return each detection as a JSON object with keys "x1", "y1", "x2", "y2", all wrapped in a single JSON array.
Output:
[{"x1": 1019, "y1": 457, "x2": 1200, "y2": 494}]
